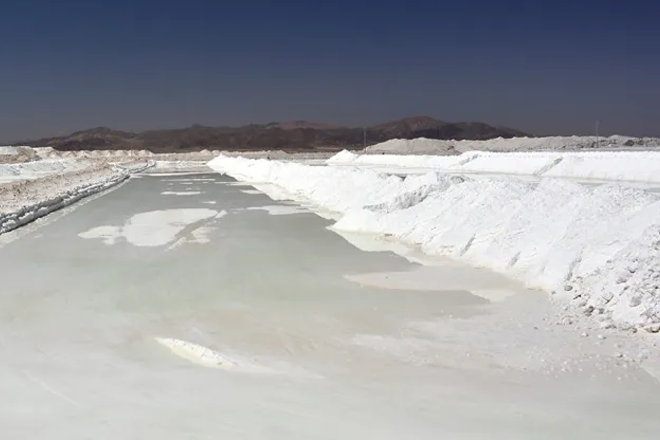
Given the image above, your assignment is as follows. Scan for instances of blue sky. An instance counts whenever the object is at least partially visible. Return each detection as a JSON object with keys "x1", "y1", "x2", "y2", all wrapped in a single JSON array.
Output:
[{"x1": 1, "y1": 0, "x2": 659, "y2": 140}]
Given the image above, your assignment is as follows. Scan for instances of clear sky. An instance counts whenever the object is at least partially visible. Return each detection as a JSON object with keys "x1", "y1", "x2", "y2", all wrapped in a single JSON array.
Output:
[{"x1": 1, "y1": 0, "x2": 659, "y2": 141}]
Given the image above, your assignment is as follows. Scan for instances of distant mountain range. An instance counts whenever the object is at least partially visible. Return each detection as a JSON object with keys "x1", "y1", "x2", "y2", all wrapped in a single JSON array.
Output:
[{"x1": 22, "y1": 117, "x2": 527, "y2": 153}]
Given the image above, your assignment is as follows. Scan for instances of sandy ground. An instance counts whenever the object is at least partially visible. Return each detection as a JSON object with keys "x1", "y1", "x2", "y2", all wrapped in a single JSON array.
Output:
[{"x1": 0, "y1": 174, "x2": 658, "y2": 439}]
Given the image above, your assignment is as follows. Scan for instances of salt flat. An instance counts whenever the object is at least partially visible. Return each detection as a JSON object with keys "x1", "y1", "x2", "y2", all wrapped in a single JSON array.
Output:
[{"x1": 0, "y1": 173, "x2": 659, "y2": 439}]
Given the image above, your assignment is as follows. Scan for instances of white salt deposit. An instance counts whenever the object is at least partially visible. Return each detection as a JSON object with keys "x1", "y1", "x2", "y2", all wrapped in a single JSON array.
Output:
[
  {"x1": 362, "y1": 135, "x2": 660, "y2": 154},
  {"x1": 79, "y1": 225, "x2": 121, "y2": 245},
  {"x1": 327, "y1": 149, "x2": 468, "y2": 170},
  {"x1": 166, "y1": 212, "x2": 228, "y2": 250},
  {"x1": 344, "y1": 265, "x2": 523, "y2": 302},
  {"x1": 189, "y1": 225, "x2": 215, "y2": 244},
  {"x1": 0, "y1": 146, "x2": 21, "y2": 155},
  {"x1": 0, "y1": 159, "x2": 86, "y2": 182},
  {"x1": 329, "y1": 149, "x2": 660, "y2": 184},
  {"x1": 153, "y1": 161, "x2": 210, "y2": 170},
  {"x1": 248, "y1": 183, "x2": 302, "y2": 202},
  {"x1": 123, "y1": 209, "x2": 218, "y2": 247},
  {"x1": 0, "y1": 164, "x2": 152, "y2": 236},
  {"x1": 155, "y1": 337, "x2": 316, "y2": 377},
  {"x1": 78, "y1": 208, "x2": 219, "y2": 247},
  {"x1": 208, "y1": 154, "x2": 660, "y2": 330},
  {"x1": 160, "y1": 179, "x2": 208, "y2": 184},
  {"x1": 161, "y1": 191, "x2": 202, "y2": 196},
  {"x1": 155, "y1": 337, "x2": 241, "y2": 370},
  {"x1": 245, "y1": 205, "x2": 309, "y2": 216}
]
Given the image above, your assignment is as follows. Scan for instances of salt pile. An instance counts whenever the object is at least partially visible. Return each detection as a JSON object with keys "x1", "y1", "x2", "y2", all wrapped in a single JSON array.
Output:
[
  {"x1": 362, "y1": 135, "x2": 660, "y2": 154},
  {"x1": 0, "y1": 161, "x2": 153, "y2": 236},
  {"x1": 0, "y1": 159, "x2": 86, "y2": 181},
  {"x1": 208, "y1": 154, "x2": 660, "y2": 331},
  {"x1": 0, "y1": 146, "x2": 21, "y2": 156},
  {"x1": 363, "y1": 138, "x2": 458, "y2": 155},
  {"x1": 330, "y1": 150, "x2": 660, "y2": 184},
  {"x1": 327, "y1": 149, "x2": 471, "y2": 170}
]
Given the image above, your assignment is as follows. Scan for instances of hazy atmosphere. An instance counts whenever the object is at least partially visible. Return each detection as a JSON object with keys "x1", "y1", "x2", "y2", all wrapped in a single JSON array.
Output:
[{"x1": 1, "y1": 0, "x2": 659, "y2": 141}]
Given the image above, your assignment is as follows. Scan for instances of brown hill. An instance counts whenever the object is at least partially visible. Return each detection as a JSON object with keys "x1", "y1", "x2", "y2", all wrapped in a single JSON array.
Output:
[{"x1": 24, "y1": 117, "x2": 527, "y2": 153}]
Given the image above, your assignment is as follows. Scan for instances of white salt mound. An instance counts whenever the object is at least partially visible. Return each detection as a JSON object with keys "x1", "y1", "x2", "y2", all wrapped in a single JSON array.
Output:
[
  {"x1": 364, "y1": 138, "x2": 458, "y2": 155},
  {"x1": 208, "y1": 154, "x2": 660, "y2": 330},
  {"x1": 328, "y1": 149, "x2": 660, "y2": 184},
  {"x1": 362, "y1": 135, "x2": 660, "y2": 154},
  {"x1": 0, "y1": 159, "x2": 86, "y2": 180},
  {"x1": 326, "y1": 150, "x2": 360, "y2": 164},
  {"x1": 0, "y1": 146, "x2": 21, "y2": 155}
]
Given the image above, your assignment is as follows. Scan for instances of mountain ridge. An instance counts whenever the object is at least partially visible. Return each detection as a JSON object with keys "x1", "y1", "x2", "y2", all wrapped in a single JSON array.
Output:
[{"x1": 21, "y1": 116, "x2": 528, "y2": 153}]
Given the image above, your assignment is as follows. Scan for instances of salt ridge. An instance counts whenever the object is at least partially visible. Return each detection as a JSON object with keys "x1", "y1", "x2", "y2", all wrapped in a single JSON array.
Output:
[
  {"x1": 330, "y1": 148, "x2": 660, "y2": 184},
  {"x1": 208, "y1": 154, "x2": 660, "y2": 331},
  {"x1": 0, "y1": 162, "x2": 154, "y2": 236},
  {"x1": 361, "y1": 135, "x2": 660, "y2": 154},
  {"x1": 0, "y1": 159, "x2": 87, "y2": 180}
]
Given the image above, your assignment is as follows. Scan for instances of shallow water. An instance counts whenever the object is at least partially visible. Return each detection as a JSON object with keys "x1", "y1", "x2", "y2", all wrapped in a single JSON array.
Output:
[{"x1": 0, "y1": 173, "x2": 658, "y2": 439}]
